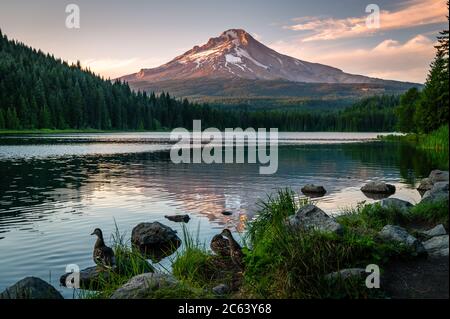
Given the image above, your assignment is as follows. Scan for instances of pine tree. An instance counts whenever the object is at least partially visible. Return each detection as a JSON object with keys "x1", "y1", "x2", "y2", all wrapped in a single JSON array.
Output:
[{"x1": 0, "y1": 108, "x2": 5, "y2": 129}]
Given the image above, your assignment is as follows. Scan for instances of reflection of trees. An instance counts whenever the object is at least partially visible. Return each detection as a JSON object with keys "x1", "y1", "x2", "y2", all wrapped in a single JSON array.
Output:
[
  {"x1": 0, "y1": 142, "x2": 441, "y2": 230},
  {"x1": 340, "y1": 141, "x2": 446, "y2": 186}
]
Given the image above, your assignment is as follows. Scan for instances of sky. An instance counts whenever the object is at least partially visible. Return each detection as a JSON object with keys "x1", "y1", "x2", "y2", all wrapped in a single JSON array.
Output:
[{"x1": 0, "y1": 0, "x2": 447, "y2": 83}]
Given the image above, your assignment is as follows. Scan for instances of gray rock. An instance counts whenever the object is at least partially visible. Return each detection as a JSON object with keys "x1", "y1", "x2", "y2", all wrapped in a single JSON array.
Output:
[
  {"x1": 0, "y1": 277, "x2": 63, "y2": 299},
  {"x1": 325, "y1": 268, "x2": 366, "y2": 281},
  {"x1": 301, "y1": 185, "x2": 327, "y2": 195},
  {"x1": 361, "y1": 182, "x2": 396, "y2": 194},
  {"x1": 378, "y1": 225, "x2": 425, "y2": 255},
  {"x1": 429, "y1": 170, "x2": 449, "y2": 184},
  {"x1": 131, "y1": 222, "x2": 181, "y2": 261},
  {"x1": 421, "y1": 182, "x2": 449, "y2": 203},
  {"x1": 110, "y1": 273, "x2": 178, "y2": 299},
  {"x1": 380, "y1": 198, "x2": 413, "y2": 212},
  {"x1": 417, "y1": 178, "x2": 434, "y2": 194},
  {"x1": 421, "y1": 224, "x2": 447, "y2": 237},
  {"x1": 60, "y1": 266, "x2": 112, "y2": 290},
  {"x1": 287, "y1": 204, "x2": 343, "y2": 235},
  {"x1": 423, "y1": 235, "x2": 449, "y2": 257},
  {"x1": 212, "y1": 284, "x2": 230, "y2": 295},
  {"x1": 165, "y1": 214, "x2": 190, "y2": 223}
]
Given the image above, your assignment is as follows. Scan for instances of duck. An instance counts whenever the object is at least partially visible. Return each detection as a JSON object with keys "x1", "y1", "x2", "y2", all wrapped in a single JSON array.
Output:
[
  {"x1": 210, "y1": 234, "x2": 231, "y2": 257},
  {"x1": 220, "y1": 229, "x2": 244, "y2": 271},
  {"x1": 91, "y1": 228, "x2": 115, "y2": 268}
]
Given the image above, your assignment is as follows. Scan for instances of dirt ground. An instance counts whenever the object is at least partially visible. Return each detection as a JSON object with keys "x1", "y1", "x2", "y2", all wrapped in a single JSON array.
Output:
[{"x1": 382, "y1": 256, "x2": 449, "y2": 299}]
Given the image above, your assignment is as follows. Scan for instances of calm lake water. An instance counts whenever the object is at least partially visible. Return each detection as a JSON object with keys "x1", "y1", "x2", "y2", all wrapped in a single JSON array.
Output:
[{"x1": 0, "y1": 132, "x2": 440, "y2": 298}]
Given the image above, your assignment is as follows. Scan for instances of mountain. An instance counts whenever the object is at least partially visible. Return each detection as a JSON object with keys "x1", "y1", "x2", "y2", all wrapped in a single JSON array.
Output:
[{"x1": 119, "y1": 29, "x2": 418, "y2": 104}]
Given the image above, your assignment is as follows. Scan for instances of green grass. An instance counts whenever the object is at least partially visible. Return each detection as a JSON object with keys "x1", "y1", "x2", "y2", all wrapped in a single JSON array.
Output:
[
  {"x1": 242, "y1": 189, "x2": 408, "y2": 299},
  {"x1": 82, "y1": 192, "x2": 448, "y2": 299},
  {"x1": 409, "y1": 199, "x2": 449, "y2": 228},
  {"x1": 380, "y1": 125, "x2": 449, "y2": 169},
  {"x1": 170, "y1": 225, "x2": 233, "y2": 298},
  {"x1": 80, "y1": 224, "x2": 155, "y2": 299}
]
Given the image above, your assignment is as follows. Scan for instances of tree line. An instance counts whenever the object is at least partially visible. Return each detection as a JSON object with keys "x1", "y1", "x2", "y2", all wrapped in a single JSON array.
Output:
[
  {"x1": 1, "y1": 28, "x2": 400, "y2": 132},
  {"x1": 395, "y1": 6, "x2": 449, "y2": 134}
]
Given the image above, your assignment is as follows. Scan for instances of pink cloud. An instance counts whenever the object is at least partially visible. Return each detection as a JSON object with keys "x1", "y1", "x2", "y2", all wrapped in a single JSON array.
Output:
[
  {"x1": 286, "y1": 0, "x2": 447, "y2": 42},
  {"x1": 271, "y1": 35, "x2": 436, "y2": 83}
]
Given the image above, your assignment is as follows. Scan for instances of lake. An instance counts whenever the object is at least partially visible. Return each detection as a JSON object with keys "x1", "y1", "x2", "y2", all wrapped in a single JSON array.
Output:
[{"x1": 0, "y1": 132, "x2": 440, "y2": 298}]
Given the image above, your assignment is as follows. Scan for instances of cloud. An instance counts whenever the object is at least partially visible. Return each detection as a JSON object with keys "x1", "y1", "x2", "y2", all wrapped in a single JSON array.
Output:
[
  {"x1": 285, "y1": 0, "x2": 447, "y2": 42},
  {"x1": 271, "y1": 35, "x2": 436, "y2": 83}
]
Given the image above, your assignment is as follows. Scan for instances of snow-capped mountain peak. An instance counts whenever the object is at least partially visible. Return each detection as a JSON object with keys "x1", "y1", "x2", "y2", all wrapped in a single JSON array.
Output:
[{"x1": 121, "y1": 29, "x2": 383, "y2": 84}]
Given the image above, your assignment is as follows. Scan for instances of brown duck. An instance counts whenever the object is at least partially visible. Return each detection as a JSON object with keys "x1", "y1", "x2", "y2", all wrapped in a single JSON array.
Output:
[
  {"x1": 221, "y1": 229, "x2": 244, "y2": 271},
  {"x1": 210, "y1": 234, "x2": 231, "y2": 257},
  {"x1": 91, "y1": 228, "x2": 115, "y2": 268}
]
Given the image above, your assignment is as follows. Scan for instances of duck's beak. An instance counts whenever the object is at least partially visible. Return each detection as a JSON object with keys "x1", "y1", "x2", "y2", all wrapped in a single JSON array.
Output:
[{"x1": 90, "y1": 232, "x2": 95, "y2": 235}]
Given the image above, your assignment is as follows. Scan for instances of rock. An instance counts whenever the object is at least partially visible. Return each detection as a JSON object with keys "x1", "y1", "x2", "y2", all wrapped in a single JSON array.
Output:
[
  {"x1": 361, "y1": 181, "x2": 396, "y2": 194},
  {"x1": 287, "y1": 204, "x2": 343, "y2": 235},
  {"x1": 301, "y1": 184, "x2": 327, "y2": 196},
  {"x1": 380, "y1": 198, "x2": 413, "y2": 212},
  {"x1": 165, "y1": 214, "x2": 190, "y2": 223},
  {"x1": 110, "y1": 273, "x2": 178, "y2": 299},
  {"x1": 0, "y1": 277, "x2": 63, "y2": 299},
  {"x1": 212, "y1": 284, "x2": 230, "y2": 295},
  {"x1": 417, "y1": 178, "x2": 434, "y2": 194},
  {"x1": 325, "y1": 268, "x2": 366, "y2": 281},
  {"x1": 421, "y1": 225, "x2": 447, "y2": 237},
  {"x1": 429, "y1": 170, "x2": 449, "y2": 184},
  {"x1": 421, "y1": 182, "x2": 449, "y2": 203},
  {"x1": 222, "y1": 211, "x2": 233, "y2": 216},
  {"x1": 378, "y1": 225, "x2": 425, "y2": 255},
  {"x1": 131, "y1": 222, "x2": 181, "y2": 261},
  {"x1": 60, "y1": 266, "x2": 113, "y2": 290},
  {"x1": 423, "y1": 235, "x2": 449, "y2": 257}
]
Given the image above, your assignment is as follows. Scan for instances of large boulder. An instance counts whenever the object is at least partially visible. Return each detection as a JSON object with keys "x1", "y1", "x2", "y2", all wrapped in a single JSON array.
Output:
[
  {"x1": 417, "y1": 178, "x2": 434, "y2": 194},
  {"x1": 421, "y1": 182, "x2": 449, "y2": 203},
  {"x1": 0, "y1": 277, "x2": 63, "y2": 299},
  {"x1": 423, "y1": 235, "x2": 449, "y2": 257},
  {"x1": 301, "y1": 185, "x2": 327, "y2": 197},
  {"x1": 421, "y1": 224, "x2": 447, "y2": 238},
  {"x1": 380, "y1": 198, "x2": 413, "y2": 212},
  {"x1": 418, "y1": 171, "x2": 449, "y2": 196},
  {"x1": 378, "y1": 225, "x2": 425, "y2": 255},
  {"x1": 110, "y1": 273, "x2": 178, "y2": 299},
  {"x1": 429, "y1": 170, "x2": 449, "y2": 184},
  {"x1": 131, "y1": 222, "x2": 181, "y2": 261},
  {"x1": 361, "y1": 182, "x2": 396, "y2": 195},
  {"x1": 287, "y1": 204, "x2": 343, "y2": 235}
]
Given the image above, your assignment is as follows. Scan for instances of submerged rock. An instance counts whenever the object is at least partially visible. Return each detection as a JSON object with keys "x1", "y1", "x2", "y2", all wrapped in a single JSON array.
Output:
[
  {"x1": 131, "y1": 222, "x2": 181, "y2": 262},
  {"x1": 361, "y1": 182, "x2": 396, "y2": 195},
  {"x1": 380, "y1": 198, "x2": 413, "y2": 212},
  {"x1": 378, "y1": 225, "x2": 425, "y2": 255},
  {"x1": 421, "y1": 225, "x2": 447, "y2": 238},
  {"x1": 165, "y1": 214, "x2": 190, "y2": 223},
  {"x1": 287, "y1": 204, "x2": 343, "y2": 235},
  {"x1": 0, "y1": 277, "x2": 63, "y2": 299},
  {"x1": 110, "y1": 273, "x2": 178, "y2": 299},
  {"x1": 301, "y1": 184, "x2": 327, "y2": 197},
  {"x1": 423, "y1": 235, "x2": 449, "y2": 257}
]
